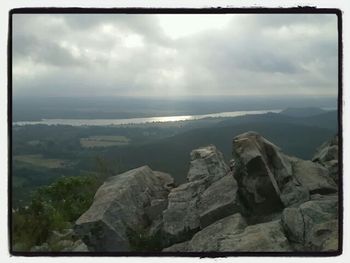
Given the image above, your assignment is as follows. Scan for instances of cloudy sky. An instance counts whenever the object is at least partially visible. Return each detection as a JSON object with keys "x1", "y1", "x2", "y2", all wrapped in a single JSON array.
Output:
[{"x1": 12, "y1": 13, "x2": 338, "y2": 98}]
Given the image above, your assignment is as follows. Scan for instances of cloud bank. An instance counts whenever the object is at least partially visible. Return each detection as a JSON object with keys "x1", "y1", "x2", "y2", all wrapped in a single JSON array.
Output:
[{"x1": 12, "y1": 13, "x2": 338, "y2": 97}]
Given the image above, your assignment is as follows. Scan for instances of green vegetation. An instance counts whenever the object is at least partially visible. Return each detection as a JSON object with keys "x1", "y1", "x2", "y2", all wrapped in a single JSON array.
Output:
[
  {"x1": 80, "y1": 135, "x2": 130, "y2": 148},
  {"x1": 12, "y1": 175, "x2": 101, "y2": 251},
  {"x1": 12, "y1": 112, "x2": 337, "y2": 206},
  {"x1": 126, "y1": 227, "x2": 163, "y2": 252}
]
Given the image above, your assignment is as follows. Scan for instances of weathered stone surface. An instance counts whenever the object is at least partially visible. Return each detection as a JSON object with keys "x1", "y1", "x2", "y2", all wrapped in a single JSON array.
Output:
[
  {"x1": 313, "y1": 135, "x2": 338, "y2": 163},
  {"x1": 72, "y1": 132, "x2": 339, "y2": 253},
  {"x1": 71, "y1": 240, "x2": 89, "y2": 252},
  {"x1": 188, "y1": 213, "x2": 247, "y2": 252},
  {"x1": 163, "y1": 214, "x2": 290, "y2": 252},
  {"x1": 162, "y1": 179, "x2": 205, "y2": 240},
  {"x1": 162, "y1": 241, "x2": 190, "y2": 252},
  {"x1": 232, "y1": 132, "x2": 309, "y2": 211},
  {"x1": 219, "y1": 220, "x2": 291, "y2": 252},
  {"x1": 74, "y1": 166, "x2": 173, "y2": 252},
  {"x1": 162, "y1": 145, "x2": 241, "y2": 243},
  {"x1": 187, "y1": 145, "x2": 230, "y2": 182},
  {"x1": 313, "y1": 135, "x2": 339, "y2": 183},
  {"x1": 197, "y1": 174, "x2": 241, "y2": 228},
  {"x1": 290, "y1": 158, "x2": 337, "y2": 195},
  {"x1": 281, "y1": 196, "x2": 338, "y2": 251},
  {"x1": 30, "y1": 243, "x2": 50, "y2": 252}
]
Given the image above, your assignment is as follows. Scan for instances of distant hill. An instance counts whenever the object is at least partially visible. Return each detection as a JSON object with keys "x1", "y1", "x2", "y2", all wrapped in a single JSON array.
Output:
[
  {"x1": 280, "y1": 107, "x2": 327, "y2": 117},
  {"x1": 103, "y1": 121, "x2": 336, "y2": 184},
  {"x1": 217, "y1": 111, "x2": 337, "y2": 131}
]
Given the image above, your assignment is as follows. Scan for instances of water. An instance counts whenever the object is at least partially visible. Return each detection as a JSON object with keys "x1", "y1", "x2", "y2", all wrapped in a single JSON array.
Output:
[{"x1": 14, "y1": 109, "x2": 283, "y2": 127}]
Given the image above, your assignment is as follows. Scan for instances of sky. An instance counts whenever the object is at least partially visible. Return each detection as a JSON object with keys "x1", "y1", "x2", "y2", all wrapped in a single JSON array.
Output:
[{"x1": 12, "y1": 13, "x2": 338, "y2": 98}]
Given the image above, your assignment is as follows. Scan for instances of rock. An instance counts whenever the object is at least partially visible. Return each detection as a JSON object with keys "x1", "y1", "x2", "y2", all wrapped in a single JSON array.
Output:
[
  {"x1": 162, "y1": 179, "x2": 205, "y2": 241},
  {"x1": 50, "y1": 229, "x2": 74, "y2": 244},
  {"x1": 281, "y1": 196, "x2": 338, "y2": 251},
  {"x1": 197, "y1": 174, "x2": 242, "y2": 228},
  {"x1": 71, "y1": 240, "x2": 89, "y2": 252},
  {"x1": 232, "y1": 132, "x2": 309, "y2": 212},
  {"x1": 313, "y1": 135, "x2": 339, "y2": 183},
  {"x1": 145, "y1": 199, "x2": 168, "y2": 221},
  {"x1": 188, "y1": 213, "x2": 247, "y2": 252},
  {"x1": 30, "y1": 243, "x2": 50, "y2": 252},
  {"x1": 219, "y1": 220, "x2": 291, "y2": 252},
  {"x1": 163, "y1": 214, "x2": 290, "y2": 252},
  {"x1": 290, "y1": 158, "x2": 337, "y2": 195},
  {"x1": 313, "y1": 136, "x2": 338, "y2": 162},
  {"x1": 162, "y1": 241, "x2": 190, "y2": 252},
  {"x1": 162, "y1": 145, "x2": 241, "y2": 243},
  {"x1": 56, "y1": 240, "x2": 75, "y2": 250},
  {"x1": 187, "y1": 145, "x2": 230, "y2": 182},
  {"x1": 74, "y1": 166, "x2": 173, "y2": 252},
  {"x1": 72, "y1": 132, "x2": 339, "y2": 253}
]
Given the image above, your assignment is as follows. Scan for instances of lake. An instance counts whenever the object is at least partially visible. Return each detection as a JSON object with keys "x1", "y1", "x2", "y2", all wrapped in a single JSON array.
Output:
[{"x1": 13, "y1": 109, "x2": 282, "y2": 127}]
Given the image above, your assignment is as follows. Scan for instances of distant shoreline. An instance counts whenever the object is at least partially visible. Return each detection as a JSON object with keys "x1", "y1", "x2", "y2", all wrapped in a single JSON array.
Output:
[{"x1": 13, "y1": 109, "x2": 284, "y2": 127}]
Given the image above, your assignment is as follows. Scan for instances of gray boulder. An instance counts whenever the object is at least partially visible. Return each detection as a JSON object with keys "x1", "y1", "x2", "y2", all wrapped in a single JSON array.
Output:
[
  {"x1": 197, "y1": 174, "x2": 242, "y2": 228},
  {"x1": 188, "y1": 213, "x2": 247, "y2": 252},
  {"x1": 290, "y1": 157, "x2": 337, "y2": 195},
  {"x1": 219, "y1": 220, "x2": 291, "y2": 252},
  {"x1": 232, "y1": 132, "x2": 309, "y2": 211},
  {"x1": 313, "y1": 135, "x2": 339, "y2": 183},
  {"x1": 281, "y1": 196, "x2": 338, "y2": 251},
  {"x1": 163, "y1": 214, "x2": 291, "y2": 252},
  {"x1": 74, "y1": 166, "x2": 174, "y2": 252},
  {"x1": 70, "y1": 240, "x2": 89, "y2": 252},
  {"x1": 162, "y1": 241, "x2": 190, "y2": 252},
  {"x1": 162, "y1": 145, "x2": 241, "y2": 243}
]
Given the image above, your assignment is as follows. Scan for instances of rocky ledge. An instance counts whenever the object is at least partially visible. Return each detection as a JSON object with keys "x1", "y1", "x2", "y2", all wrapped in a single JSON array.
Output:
[{"x1": 73, "y1": 132, "x2": 339, "y2": 253}]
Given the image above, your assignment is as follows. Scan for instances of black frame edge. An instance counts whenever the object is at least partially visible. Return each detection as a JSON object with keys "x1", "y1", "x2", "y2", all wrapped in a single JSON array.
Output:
[{"x1": 7, "y1": 7, "x2": 343, "y2": 258}]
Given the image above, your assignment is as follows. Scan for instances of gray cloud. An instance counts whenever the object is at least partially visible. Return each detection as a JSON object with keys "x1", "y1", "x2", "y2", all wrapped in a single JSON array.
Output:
[{"x1": 12, "y1": 13, "x2": 338, "y2": 97}]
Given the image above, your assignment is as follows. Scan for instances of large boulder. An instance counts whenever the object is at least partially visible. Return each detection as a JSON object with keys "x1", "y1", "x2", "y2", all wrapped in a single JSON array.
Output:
[
  {"x1": 219, "y1": 220, "x2": 291, "y2": 252},
  {"x1": 281, "y1": 195, "x2": 338, "y2": 251},
  {"x1": 162, "y1": 145, "x2": 242, "y2": 244},
  {"x1": 232, "y1": 132, "x2": 309, "y2": 212},
  {"x1": 187, "y1": 213, "x2": 247, "y2": 252},
  {"x1": 74, "y1": 166, "x2": 174, "y2": 252},
  {"x1": 163, "y1": 214, "x2": 290, "y2": 252},
  {"x1": 312, "y1": 135, "x2": 339, "y2": 183},
  {"x1": 289, "y1": 158, "x2": 337, "y2": 195}
]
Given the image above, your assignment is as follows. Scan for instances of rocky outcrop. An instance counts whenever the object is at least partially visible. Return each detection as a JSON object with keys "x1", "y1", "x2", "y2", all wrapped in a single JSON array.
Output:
[
  {"x1": 29, "y1": 229, "x2": 89, "y2": 252},
  {"x1": 281, "y1": 195, "x2": 338, "y2": 251},
  {"x1": 232, "y1": 132, "x2": 310, "y2": 212},
  {"x1": 162, "y1": 145, "x2": 242, "y2": 244},
  {"x1": 74, "y1": 166, "x2": 174, "y2": 251},
  {"x1": 312, "y1": 135, "x2": 339, "y2": 183},
  {"x1": 218, "y1": 220, "x2": 291, "y2": 252},
  {"x1": 163, "y1": 214, "x2": 291, "y2": 252},
  {"x1": 290, "y1": 158, "x2": 337, "y2": 195},
  {"x1": 73, "y1": 132, "x2": 339, "y2": 253},
  {"x1": 184, "y1": 213, "x2": 247, "y2": 252},
  {"x1": 232, "y1": 132, "x2": 337, "y2": 215}
]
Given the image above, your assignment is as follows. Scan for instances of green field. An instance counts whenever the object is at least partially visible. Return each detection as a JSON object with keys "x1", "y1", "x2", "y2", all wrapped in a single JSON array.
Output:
[
  {"x1": 80, "y1": 135, "x2": 130, "y2": 148},
  {"x1": 14, "y1": 154, "x2": 68, "y2": 169}
]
